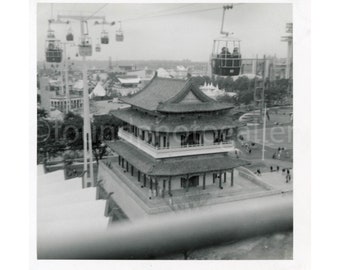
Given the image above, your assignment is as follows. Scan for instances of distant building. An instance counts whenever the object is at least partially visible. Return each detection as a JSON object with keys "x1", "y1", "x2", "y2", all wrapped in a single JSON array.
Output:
[
  {"x1": 39, "y1": 76, "x2": 83, "y2": 114},
  {"x1": 118, "y1": 65, "x2": 137, "y2": 72},
  {"x1": 116, "y1": 75, "x2": 141, "y2": 88},
  {"x1": 200, "y1": 82, "x2": 226, "y2": 100}
]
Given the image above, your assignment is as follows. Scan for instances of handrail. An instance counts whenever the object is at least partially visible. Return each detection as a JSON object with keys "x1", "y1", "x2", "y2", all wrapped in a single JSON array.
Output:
[
  {"x1": 37, "y1": 193, "x2": 293, "y2": 259},
  {"x1": 119, "y1": 129, "x2": 234, "y2": 152}
]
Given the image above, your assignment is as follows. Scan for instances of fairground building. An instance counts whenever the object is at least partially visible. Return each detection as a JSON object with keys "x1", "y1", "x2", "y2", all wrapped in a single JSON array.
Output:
[{"x1": 97, "y1": 74, "x2": 261, "y2": 220}]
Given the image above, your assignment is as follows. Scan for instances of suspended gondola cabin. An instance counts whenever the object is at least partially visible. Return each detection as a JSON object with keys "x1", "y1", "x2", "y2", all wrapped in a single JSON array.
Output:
[
  {"x1": 79, "y1": 36, "x2": 92, "y2": 57},
  {"x1": 45, "y1": 29, "x2": 63, "y2": 63},
  {"x1": 116, "y1": 30, "x2": 124, "y2": 42},
  {"x1": 95, "y1": 43, "x2": 101, "y2": 52},
  {"x1": 116, "y1": 22, "x2": 124, "y2": 42},
  {"x1": 211, "y1": 37, "x2": 242, "y2": 76},
  {"x1": 66, "y1": 28, "x2": 74, "y2": 41},
  {"x1": 210, "y1": 5, "x2": 242, "y2": 77},
  {"x1": 101, "y1": 30, "x2": 109, "y2": 44}
]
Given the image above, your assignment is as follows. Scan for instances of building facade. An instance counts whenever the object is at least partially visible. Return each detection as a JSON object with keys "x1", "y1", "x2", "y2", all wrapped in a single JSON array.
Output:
[
  {"x1": 98, "y1": 74, "x2": 248, "y2": 218},
  {"x1": 39, "y1": 76, "x2": 84, "y2": 114}
]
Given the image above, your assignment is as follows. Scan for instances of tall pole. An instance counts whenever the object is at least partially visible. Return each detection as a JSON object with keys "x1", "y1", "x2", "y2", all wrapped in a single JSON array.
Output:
[
  {"x1": 262, "y1": 103, "x2": 266, "y2": 161},
  {"x1": 54, "y1": 14, "x2": 113, "y2": 188},
  {"x1": 261, "y1": 55, "x2": 267, "y2": 161},
  {"x1": 63, "y1": 43, "x2": 70, "y2": 114},
  {"x1": 259, "y1": 55, "x2": 266, "y2": 123},
  {"x1": 80, "y1": 20, "x2": 94, "y2": 186}
]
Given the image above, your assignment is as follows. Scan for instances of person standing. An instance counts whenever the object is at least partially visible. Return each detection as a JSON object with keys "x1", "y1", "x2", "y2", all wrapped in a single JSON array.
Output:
[{"x1": 169, "y1": 194, "x2": 173, "y2": 206}]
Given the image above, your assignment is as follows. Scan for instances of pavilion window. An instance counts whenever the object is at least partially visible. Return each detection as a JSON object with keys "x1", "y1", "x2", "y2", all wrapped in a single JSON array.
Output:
[
  {"x1": 134, "y1": 126, "x2": 139, "y2": 137},
  {"x1": 180, "y1": 134, "x2": 186, "y2": 147},
  {"x1": 166, "y1": 134, "x2": 170, "y2": 148},
  {"x1": 147, "y1": 132, "x2": 152, "y2": 144},
  {"x1": 155, "y1": 133, "x2": 160, "y2": 148},
  {"x1": 151, "y1": 132, "x2": 156, "y2": 146},
  {"x1": 162, "y1": 135, "x2": 167, "y2": 148},
  {"x1": 180, "y1": 132, "x2": 200, "y2": 147}
]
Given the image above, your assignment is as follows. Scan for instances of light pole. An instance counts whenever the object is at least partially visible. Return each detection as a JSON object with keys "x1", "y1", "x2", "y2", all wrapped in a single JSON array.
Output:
[{"x1": 54, "y1": 14, "x2": 114, "y2": 187}]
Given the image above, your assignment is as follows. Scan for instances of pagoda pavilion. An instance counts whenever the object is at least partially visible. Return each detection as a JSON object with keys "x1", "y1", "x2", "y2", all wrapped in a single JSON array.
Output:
[{"x1": 98, "y1": 74, "x2": 249, "y2": 218}]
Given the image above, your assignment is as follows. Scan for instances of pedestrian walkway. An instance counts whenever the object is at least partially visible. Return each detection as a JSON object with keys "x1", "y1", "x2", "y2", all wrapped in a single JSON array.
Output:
[{"x1": 257, "y1": 171, "x2": 293, "y2": 192}]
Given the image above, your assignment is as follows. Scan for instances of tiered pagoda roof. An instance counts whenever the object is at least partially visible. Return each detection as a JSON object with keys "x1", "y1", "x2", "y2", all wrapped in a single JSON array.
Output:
[
  {"x1": 119, "y1": 74, "x2": 234, "y2": 113},
  {"x1": 107, "y1": 140, "x2": 249, "y2": 177},
  {"x1": 111, "y1": 107, "x2": 240, "y2": 132}
]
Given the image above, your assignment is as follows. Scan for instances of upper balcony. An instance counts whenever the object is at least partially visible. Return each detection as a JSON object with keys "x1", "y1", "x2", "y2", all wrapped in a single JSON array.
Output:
[{"x1": 118, "y1": 128, "x2": 235, "y2": 159}]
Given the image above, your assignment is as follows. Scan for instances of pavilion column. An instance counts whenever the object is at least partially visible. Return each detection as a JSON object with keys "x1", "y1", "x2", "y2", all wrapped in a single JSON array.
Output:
[
  {"x1": 203, "y1": 173, "x2": 206, "y2": 190},
  {"x1": 138, "y1": 171, "x2": 141, "y2": 182},
  {"x1": 231, "y1": 169, "x2": 234, "y2": 187},
  {"x1": 224, "y1": 171, "x2": 226, "y2": 183},
  {"x1": 126, "y1": 161, "x2": 129, "y2": 172},
  {"x1": 131, "y1": 165, "x2": 134, "y2": 176},
  {"x1": 168, "y1": 176, "x2": 172, "y2": 196},
  {"x1": 185, "y1": 174, "x2": 189, "y2": 192},
  {"x1": 219, "y1": 171, "x2": 222, "y2": 189},
  {"x1": 155, "y1": 178, "x2": 159, "y2": 196},
  {"x1": 162, "y1": 179, "x2": 166, "y2": 198},
  {"x1": 118, "y1": 156, "x2": 121, "y2": 166},
  {"x1": 143, "y1": 174, "x2": 147, "y2": 187},
  {"x1": 122, "y1": 158, "x2": 125, "y2": 169},
  {"x1": 149, "y1": 177, "x2": 153, "y2": 190},
  {"x1": 152, "y1": 132, "x2": 156, "y2": 146}
]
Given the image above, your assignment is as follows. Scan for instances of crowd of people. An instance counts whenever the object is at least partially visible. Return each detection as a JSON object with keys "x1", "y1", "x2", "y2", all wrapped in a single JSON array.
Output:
[{"x1": 272, "y1": 147, "x2": 289, "y2": 160}]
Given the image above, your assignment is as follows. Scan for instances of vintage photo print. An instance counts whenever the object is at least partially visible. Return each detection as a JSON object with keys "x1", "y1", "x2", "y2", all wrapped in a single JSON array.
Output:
[{"x1": 32, "y1": 0, "x2": 310, "y2": 269}]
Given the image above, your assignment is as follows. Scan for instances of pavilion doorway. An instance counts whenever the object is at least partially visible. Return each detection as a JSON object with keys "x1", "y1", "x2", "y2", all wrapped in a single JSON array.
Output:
[{"x1": 181, "y1": 175, "x2": 199, "y2": 188}]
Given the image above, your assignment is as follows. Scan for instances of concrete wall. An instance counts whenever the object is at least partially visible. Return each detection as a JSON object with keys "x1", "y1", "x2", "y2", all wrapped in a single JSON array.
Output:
[{"x1": 98, "y1": 164, "x2": 148, "y2": 221}]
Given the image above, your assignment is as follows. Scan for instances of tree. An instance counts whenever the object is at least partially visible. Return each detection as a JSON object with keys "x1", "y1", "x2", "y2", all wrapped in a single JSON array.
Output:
[
  {"x1": 92, "y1": 114, "x2": 124, "y2": 144},
  {"x1": 216, "y1": 94, "x2": 236, "y2": 104},
  {"x1": 238, "y1": 89, "x2": 254, "y2": 105},
  {"x1": 234, "y1": 76, "x2": 250, "y2": 92},
  {"x1": 61, "y1": 112, "x2": 84, "y2": 149},
  {"x1": 37, "y1": 108, "x2": 48, "y2": 118}
]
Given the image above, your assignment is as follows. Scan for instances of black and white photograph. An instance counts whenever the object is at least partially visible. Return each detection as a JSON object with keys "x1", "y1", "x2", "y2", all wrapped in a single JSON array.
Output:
[{"x1": 34, "y1": 0, "x2": 300, "y2": 266}]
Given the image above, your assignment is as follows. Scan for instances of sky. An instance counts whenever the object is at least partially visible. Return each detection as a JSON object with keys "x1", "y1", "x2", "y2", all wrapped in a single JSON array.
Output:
[{"x1": 37, "y1": 3, "x2": 292, "y2": 62}]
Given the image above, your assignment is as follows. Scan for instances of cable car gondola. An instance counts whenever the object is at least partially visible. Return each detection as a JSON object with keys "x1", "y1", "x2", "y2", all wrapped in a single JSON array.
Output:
[
  {"x1": 101, "y1": 30, "x2": 109, "y2": 44},
  {"x1": 79, "y1": 36, "x2": 92, "y2": 57},
  {"x1": 66, "y1": 27, "x2": 74, "y2": 41},
  {"x1": 210, "y1": 5, "x2": 242, "y2": 77},
  {"x1": 45, "y1": 29, "x2": 63, "y2": 63},
  {"x1": 95, "y1": 41, "x2": 101, "y2": 52},
  {"x1": 211, "y1": 37, "x2": 242, "y2": 76},
  {"x1": 115, "y1": 21, "x2": 124, "y2": 42}
]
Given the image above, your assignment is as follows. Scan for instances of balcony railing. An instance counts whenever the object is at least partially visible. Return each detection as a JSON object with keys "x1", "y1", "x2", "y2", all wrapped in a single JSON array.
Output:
[{"x1": 118, "y1": 129, "x2": 235, "y2": 159}]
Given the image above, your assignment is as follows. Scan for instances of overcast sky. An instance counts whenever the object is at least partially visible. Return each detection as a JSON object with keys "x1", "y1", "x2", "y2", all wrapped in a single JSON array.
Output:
[{"x1": 37, "y1": 3, "x2": 292, "y2": 62}]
